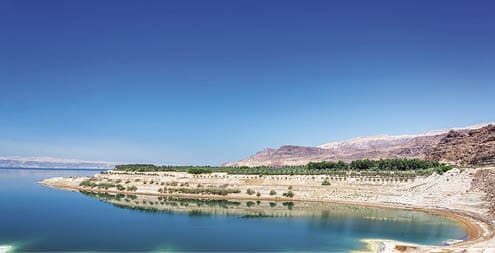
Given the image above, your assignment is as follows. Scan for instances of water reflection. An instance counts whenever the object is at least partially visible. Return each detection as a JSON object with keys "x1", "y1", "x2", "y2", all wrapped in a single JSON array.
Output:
[
  {"x1": 0, "y1": 169, "x2": 469, "y2": 251},
  {"x1": 81, "y1": 191, "x2": 462, "y2": 228}
]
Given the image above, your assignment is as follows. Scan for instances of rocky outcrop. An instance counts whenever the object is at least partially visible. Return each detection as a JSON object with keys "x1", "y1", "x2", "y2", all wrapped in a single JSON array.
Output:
[
  {"x1": 224, "y1": 123, "x2": 494, "y2": 167},
  {"x1": 471, "y1": 168, "x2": 495, "y2": 211},
  {"x1": 426, "y1": 125, "x2": 495, "y2": 166}
]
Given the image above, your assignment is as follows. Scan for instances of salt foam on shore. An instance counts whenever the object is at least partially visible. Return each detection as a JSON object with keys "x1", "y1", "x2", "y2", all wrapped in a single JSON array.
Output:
[
  {"x1": 0, "y1": 245, "x2": 12, "y2": 253},
  {"x1": 354, "y1": 239, "x2": 417, "y2": 253}
]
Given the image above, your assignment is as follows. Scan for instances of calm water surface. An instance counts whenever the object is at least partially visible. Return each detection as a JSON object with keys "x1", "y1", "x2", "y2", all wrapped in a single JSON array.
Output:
[{"x1": 0, "y1": 168, "x2": 467, "y2": 252}]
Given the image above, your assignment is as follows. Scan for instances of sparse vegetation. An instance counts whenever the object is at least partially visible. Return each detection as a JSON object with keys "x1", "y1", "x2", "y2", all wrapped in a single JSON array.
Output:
[
  {"x1": 246, "y1": 189, "x2": 255, "y2": 195},
  {"x1": 126, "y1": 186, "x2": 137, "y2": 191},
  {"x1": 283, "y1": 191, "x2": 294, "y2": 198},
  {"x1": 162, "y1": 187, "x2": 241, "y2": 196},
  {"x1": 166, "y1": 182, "x2": 178, "y2": 186},
  {"x1": 79, "y1": 180, "x2": 97, "y2": 188},
  {"x1": 79, "y1": 180, "x2": 122, "y2": 190},
  {"x1": 434, "y1": 164, "x2": 453, "y2": 175},
  {"x1": 188, "y1": 168, "x2": 212, "y2": 174}
]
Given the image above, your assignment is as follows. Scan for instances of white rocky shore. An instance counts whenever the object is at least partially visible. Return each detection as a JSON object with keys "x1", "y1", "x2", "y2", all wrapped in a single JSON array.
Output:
[
  {"x1": 0, "y1": 245, "x2": 13, "y2": 253},
  {"x1": 41, "y1": 167, "x2": 495, "y2": 252}
]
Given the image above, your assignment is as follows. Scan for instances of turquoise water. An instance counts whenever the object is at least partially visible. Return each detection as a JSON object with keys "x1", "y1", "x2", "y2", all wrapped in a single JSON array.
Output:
[{"x1": 0, "y1": 168, "x2": 467, "y2": 252}]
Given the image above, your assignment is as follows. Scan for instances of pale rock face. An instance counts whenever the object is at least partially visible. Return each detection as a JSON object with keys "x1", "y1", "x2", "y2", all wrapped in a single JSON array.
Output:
[{"x1": 224, "y1": 122, "x2": 495, "y2": 167}]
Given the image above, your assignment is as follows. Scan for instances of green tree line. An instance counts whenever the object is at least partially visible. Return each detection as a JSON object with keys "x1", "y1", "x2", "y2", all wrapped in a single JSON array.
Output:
[{"x1": 114, "y1": 158, "x2": 451, "y2": 175}]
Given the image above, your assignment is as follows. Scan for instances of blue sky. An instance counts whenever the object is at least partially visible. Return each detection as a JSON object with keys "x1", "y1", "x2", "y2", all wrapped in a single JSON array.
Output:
[{"x1": 1, "y1": 0, "x2": 494, "y2": 165}]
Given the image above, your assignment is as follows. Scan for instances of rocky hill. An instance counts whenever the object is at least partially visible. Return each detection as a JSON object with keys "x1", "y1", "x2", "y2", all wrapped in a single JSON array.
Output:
[
  {"x1": 223, "y1": 123, "x2": 494, "y2": 167},
  {"x1": 426, "y1": 124, "x2": 495, "y2": 166}
]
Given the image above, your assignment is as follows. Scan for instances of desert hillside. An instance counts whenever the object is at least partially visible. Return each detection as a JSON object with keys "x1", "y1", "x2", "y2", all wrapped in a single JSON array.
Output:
[
  {"x1": 426, "y1": 124, "x2": 495, "y2": 166},
  {"x1": 223, "y1": 123, "x2": 494, "y2": 167}
]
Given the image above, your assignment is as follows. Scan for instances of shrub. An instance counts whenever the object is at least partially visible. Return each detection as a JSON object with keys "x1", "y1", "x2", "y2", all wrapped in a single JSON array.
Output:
[
  {"x1": 269, "y1": 190, "x2": 277, "y2": 196},
  {"x1": 167, "y1": 182, "x2": 178, "y2": 186},
  {"x1": 96, "y1": 183, "x2": 117, "y2": 189},
  {"x1": 167, "y1": 187, "x2": 241, "y2": 196},
  {"x1": 288, "y1": 186, "x2": 293, "y2": 190},
  {"x1": 283, "y1": 191, "x2": 294, "y2": 198},
  {"x1": 322, "y1": 179, "x2": 331, "y2": 186},
  {"x1": 126, "y1": 185, "x2": 137, "y2": 191},
  {"x1": 246, "y1": 189, "x2": 255, "y2": 195},
  {"x1": 188, "y1": 168, "x2": 212, "y2": 174},
  {"x1": 79, "y1": 180, "x2": 97, "y2": 188},
  {"x1": 435, "y1": 165, "x2": 452, "y2": 175},
  {"x1": 256, "y1": 192, "x2": 261, "y2": 197}
]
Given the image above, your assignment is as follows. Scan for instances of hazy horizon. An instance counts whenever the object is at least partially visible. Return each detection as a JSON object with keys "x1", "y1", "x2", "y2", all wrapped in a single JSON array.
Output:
[{"x1": 2, "y1": 1, "x2": 495, "y2": 165}]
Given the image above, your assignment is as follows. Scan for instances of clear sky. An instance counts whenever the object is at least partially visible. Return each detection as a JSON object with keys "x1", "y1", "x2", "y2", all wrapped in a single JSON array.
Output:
[{"x1": 1, "y1": 0, "x2": 494, "y2": 165}]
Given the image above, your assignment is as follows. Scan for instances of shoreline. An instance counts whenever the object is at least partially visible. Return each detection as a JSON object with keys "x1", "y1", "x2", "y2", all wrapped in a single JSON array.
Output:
[
  {"x1": 40, "y1": 181, "x2": 490, "y2": 249},
  {"x1": 39, "y1": 168, "x2": 495, "y2": 252},
  {"x1": 0, "y1": 246, "x2": 12, "y2": 253}
]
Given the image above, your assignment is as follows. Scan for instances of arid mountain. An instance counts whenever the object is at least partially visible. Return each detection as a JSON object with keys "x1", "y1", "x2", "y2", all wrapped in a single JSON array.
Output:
[
  {"x1": 223, "y1": 123, "x2": 494, "y2": 167},
  {"x1": 426, "y1": 124, "x2": 495, "y2": 166}
]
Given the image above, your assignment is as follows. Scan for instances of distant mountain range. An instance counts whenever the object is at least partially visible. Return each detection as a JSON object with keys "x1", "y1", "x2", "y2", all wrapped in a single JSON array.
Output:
[
  {"x1": 223, "y1": 123, "x2": 495, "y2": 167},
  {"x1": 0, "y1": 156, "x2": 115, "y2": 169},
  {"x1": 3, "y1": 122, "x2": 494, "y2": 169}
]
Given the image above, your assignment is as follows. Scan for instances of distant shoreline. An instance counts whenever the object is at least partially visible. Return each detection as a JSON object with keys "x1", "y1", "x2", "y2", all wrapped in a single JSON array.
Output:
[{"x1": 0, "y1": 167, "x2": 107, "y2": 171}]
